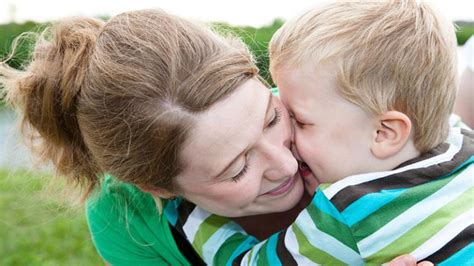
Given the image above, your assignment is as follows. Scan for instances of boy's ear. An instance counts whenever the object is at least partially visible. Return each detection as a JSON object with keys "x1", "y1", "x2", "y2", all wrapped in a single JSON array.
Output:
[
  {"x1": 137, "y1": 184, "x2": 177, "y2": 199},
  {"x1": 371, "y1": 111, "x2": 412, "y2": 159}
]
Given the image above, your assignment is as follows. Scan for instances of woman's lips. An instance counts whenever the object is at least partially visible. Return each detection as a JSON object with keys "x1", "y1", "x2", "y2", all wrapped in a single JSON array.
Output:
[
  {"x1": 263, "y1": 175, "x2": 297, "y2": 196},
  {"x1": 298, "y1": 161, "x2": 312, "y2": 178}
]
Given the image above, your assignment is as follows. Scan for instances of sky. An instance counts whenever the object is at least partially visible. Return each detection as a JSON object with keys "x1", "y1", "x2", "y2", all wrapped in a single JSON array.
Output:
[{"x1": 0, "y1": 0, "x2": 472, "y2": 27}]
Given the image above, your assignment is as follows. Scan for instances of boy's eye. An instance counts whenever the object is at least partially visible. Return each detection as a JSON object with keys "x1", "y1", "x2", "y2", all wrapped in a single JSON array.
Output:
[{"x1": 295, "y1": 120, "x2": 306, "y2": 127}]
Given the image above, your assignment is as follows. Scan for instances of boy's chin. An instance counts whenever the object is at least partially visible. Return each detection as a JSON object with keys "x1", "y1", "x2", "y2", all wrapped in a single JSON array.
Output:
[
  {"x1": 303, "y1": 174, "x2": 320, "y2": 196},
  {"x1": 298, "y1": 161, "x2": 320, "y2": 195}
]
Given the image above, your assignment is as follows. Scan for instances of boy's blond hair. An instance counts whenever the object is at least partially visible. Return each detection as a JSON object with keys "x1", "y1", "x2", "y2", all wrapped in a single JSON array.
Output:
[{"x1": 270, "y1": 0, "x2": 458, "y2": 152}]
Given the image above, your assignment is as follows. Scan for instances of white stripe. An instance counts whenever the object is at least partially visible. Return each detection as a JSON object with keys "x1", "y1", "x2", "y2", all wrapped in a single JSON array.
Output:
[
  {"x1": 240, "y1": 241, "x2": 266, "y2": 266},
  {"x1": 285, "y1": 226, "x2": 320, "y2": 265},
  {"x1": 295, "y1": 211, "x2": 364, "y2": 265},
  {"x1": 359, "y1": 166, "x2": 474, "y2": 257},
  {"x1": 202, "y1": 221, "x2": 244, "y2": 265},
  {"x1": 411, "y1": 209, "x2": 474, "y2": 261},
  {"x1": 182, "y1": 207, "x2": 212, "y2": 243},
  {"x1": 324, "y1": 127, "x2": 463, "y2": 199}
]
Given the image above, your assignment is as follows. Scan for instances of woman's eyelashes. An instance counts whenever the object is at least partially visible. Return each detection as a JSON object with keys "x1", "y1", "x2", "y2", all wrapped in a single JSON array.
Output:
[
  {"x1": 231, "y1": 161, "x2": 249, "y2": 182},
  {"x1": 230, "y1": 107, "x2": 282, "y2": 183},
  {"x1": 267, "y1": 107, "x2": 282, "y2": 128}
]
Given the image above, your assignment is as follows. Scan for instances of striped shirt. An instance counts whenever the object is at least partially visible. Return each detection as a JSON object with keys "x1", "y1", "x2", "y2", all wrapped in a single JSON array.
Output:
[{"x1": 165, "y1": 126, "x2": 474, "y2": 265}]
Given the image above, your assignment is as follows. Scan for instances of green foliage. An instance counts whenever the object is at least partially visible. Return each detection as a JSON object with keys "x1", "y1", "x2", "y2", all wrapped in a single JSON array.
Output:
[
  {"x1": 0, "y1": 169, "x2": 102, "y2": 265},
  {"x1": 213, "y1": 19, "x2": 284, "y2": 86},
  {"x1": 456, "y1": 22, "x2": 474, "y2": 45},
  {"x1": 0, "y1": 21, "x2": 46, "y2": 69},
  {"x1": 0, "y1": 19, "x2": 473, "y2": 86}
]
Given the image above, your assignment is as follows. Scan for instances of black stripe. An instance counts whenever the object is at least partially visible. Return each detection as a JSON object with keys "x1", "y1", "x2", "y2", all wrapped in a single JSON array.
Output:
[
  {"x1": 423, "y1": 224, "x2": 474, "y2": 264},
  {"x1": 331, "y1": 129, "x2": 474, "y2": 211},
  {"x1": 169, "y1": 223, "x2": 206, "y2": 266},
  {"x1": 174, "y1": 200, "x2": 197, "y2": 236},
  {"x1": 276, "y1": 231, "x2": 298, "y2": 266},
  {"x1": 232, "y1": 250, "x2": 247, "y2": 266}
]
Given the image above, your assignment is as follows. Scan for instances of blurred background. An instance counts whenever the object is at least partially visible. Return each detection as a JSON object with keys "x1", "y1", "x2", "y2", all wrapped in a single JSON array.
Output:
[{"x1": 0, "y1": 0, "x2": 472, "y2": 265}]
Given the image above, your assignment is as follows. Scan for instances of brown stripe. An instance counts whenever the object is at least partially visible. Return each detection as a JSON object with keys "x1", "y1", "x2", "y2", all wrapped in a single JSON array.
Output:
[
  {"x1": 423, "y1": 224, "x2": 473, "y2": 263},
  {"x1": 276, "y1": 231, "x2": 298, "y2": 266},
  {"x1": 331, "y1": 129, "x2": 474, "y2": 211},
  {"x1": 232, "y1": 250, "x2": 247, "y2": 266}
]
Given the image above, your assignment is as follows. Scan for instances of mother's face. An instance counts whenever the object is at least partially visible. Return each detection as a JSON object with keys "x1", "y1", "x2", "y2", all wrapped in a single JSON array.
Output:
[{"x1": 175, "y1": 78, "x2": 304, "y2": 217}]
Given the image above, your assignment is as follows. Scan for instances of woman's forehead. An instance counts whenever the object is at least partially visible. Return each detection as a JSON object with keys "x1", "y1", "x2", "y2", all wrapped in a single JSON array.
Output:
[{"x1": 180, "y1": 79, "x2": 271, "y2": 178}]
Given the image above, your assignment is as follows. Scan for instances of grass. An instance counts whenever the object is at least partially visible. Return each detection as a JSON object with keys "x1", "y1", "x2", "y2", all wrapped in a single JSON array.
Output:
[{"x1": 0, "y1": 169, "x2": 102, "y2": 265}]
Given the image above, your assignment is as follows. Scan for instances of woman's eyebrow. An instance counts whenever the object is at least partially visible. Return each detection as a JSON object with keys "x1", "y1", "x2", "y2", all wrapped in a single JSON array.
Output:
[{"x1": 212, "y1": 91, "x2": 272, "y2": 179}]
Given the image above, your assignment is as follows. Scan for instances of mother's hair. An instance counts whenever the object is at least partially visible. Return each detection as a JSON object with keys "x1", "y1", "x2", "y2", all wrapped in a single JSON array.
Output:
[{"x1": 0, "y1": 9, "x2": 258, "y2": 199}]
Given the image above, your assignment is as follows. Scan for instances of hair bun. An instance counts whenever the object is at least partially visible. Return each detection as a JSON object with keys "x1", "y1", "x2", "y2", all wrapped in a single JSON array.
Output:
[
  {"x1": 0, "y1": 17, "x2": 106, "y2": 199},
  {"x1": 43, "y1": 17, "x2": 104, "y2": 112}
]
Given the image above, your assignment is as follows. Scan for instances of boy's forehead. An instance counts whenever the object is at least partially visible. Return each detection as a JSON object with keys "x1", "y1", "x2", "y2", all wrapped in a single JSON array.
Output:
[{"x1": 277, "y1": 62, "x2": 340, "y2": 108}]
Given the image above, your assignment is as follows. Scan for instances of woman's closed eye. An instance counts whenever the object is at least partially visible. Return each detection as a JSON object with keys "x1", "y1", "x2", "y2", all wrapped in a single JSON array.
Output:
[
  {"x1": 231, "y1": 161, "x2": 249, "y2": 182},
  {"x1": 230, "y1": 107, "x2": 281, "y2": 183},
  {"x1": 267, "y1": 107, "x2": 281, "y2": 128}
]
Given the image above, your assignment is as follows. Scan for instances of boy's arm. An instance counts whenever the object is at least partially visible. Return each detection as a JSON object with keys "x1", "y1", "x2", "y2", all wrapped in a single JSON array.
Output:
[{"x1": 184, "y1": 187, "x2": 362, "y2": 265}]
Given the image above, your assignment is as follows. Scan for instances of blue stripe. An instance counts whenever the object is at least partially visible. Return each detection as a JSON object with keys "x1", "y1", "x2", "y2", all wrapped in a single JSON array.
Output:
[
  {"x1": 341, "y1": 155, "x2": 474, "y2": 226},
  {"x1": 342, "y1": 188, "x2": 405, "y2": 226},
  {"x1": 313, "y1": 187, "x2": 348, "y2": 225},
  {"x1": 439, "y1": 243, "x2": 474, "y2": 266},
  {"x1": 226, "y1": 236, "x2": 259, "y2": 266},
  {"x1": 163, "y1": 197, "x2": 182, "y2": 226},
  {"x1": 449, "y1": 156, "x2": 474, "y2": 173},
  {"x1": 266, "y1": 233, "x2": 282, "y2": 266}
]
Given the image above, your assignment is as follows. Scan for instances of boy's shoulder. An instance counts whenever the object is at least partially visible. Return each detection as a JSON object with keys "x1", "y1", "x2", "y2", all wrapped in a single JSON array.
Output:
[
  {"x1": 315, "y1": 126, "x2": 473, "y2": 264},
  {"x1": 322, "y1": 125, "x2": 472, "y2": 210}
]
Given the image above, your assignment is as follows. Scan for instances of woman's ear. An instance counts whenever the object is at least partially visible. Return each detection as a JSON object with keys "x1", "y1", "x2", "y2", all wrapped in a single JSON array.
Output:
[
  {"x1": 138, "y1": 184, "x2": 177, "y2": 199},
  {"x1": 371, "y1": 111, "x2": 412, "y2": 159}
]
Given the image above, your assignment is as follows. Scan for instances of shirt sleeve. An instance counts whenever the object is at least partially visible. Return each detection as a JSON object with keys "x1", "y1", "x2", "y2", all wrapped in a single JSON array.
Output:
[{"x1": 183, "y1": 187, "x2": 362, "y2": 265}]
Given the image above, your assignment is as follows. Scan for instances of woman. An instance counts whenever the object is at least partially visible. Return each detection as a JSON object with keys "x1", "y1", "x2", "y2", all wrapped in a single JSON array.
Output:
[{"x1": 1, "y1": 9, "x2": 428, "y2": 265}]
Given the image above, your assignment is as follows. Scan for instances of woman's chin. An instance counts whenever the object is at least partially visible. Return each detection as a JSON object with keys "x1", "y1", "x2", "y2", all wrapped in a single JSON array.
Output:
[{"x1": 268, "y1": 175, "x2": 305, "y2": 213}]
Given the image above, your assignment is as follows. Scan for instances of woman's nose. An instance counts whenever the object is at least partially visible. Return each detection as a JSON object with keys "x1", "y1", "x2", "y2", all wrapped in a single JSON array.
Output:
[
  {"x1": 290, "y1": 117, "x2": 296, "y2": 144},
  {"x1": 260, "y1": 139, "x2": 298, "y2": 181},
  {"x1": 291, "y1": 142, "x2": 303, "y2": 162}
]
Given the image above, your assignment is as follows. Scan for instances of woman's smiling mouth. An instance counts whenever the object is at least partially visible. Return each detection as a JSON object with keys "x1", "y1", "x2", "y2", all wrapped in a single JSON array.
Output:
[{"x1": 262, "y1": 175, "x2": 298, "y2": 196}]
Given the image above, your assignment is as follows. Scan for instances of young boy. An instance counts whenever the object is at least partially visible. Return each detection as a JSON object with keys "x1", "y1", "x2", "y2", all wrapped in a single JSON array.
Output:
[
  {"x1": 177, "y1": 1, "x2": 473, "y2": 265},
  {"x1": 269, "y1": 0, "x2": 473, "y2": 264}
]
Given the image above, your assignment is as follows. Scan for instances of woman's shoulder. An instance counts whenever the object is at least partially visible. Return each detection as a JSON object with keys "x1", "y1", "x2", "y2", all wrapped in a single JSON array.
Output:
[
  {"x1": 86, "y1": 175, "x2": 156, "y2": 219},
  {"x1": 85, "y1": 175, "x2": 189, "y2": 265}
]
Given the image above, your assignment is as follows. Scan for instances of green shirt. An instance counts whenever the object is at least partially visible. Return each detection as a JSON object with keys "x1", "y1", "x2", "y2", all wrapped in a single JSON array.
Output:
[{"x1": 86, "y1": 176, "x2": 191, "y2": 265}]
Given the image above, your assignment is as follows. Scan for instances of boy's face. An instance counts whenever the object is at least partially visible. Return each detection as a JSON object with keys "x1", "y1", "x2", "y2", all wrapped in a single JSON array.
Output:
[{"x1": 275, "y1": 62, "x2": 376, "y2": 185}]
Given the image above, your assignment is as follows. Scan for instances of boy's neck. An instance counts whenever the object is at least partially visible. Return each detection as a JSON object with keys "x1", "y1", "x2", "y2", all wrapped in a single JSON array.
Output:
[{"x1": 378, "y1": 138, "x2": 421, "y2": 172}]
